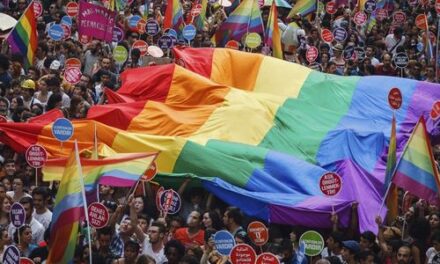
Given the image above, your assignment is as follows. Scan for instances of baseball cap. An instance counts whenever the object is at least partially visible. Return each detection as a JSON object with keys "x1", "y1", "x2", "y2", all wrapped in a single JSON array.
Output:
[
  {"x1": 342, "y1": 240, "x2": 360, "y2": 254},
  {"x1": 50, "y1": 60, "x2": 61, "y2": 71},
  {"x1": 21, "y1": 79, "x2": 35, "y2": 90}
]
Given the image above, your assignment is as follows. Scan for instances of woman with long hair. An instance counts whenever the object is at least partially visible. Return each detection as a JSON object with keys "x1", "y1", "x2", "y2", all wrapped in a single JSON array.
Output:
[
  {"x1": 0, "y1": 196, "x2": 12, "y2": 229},
  {"x1": 202, "y1": 210, "x2": 223, "y2": 231},
  {"x1": 14, "y1": 225, "x2": 37, "y2": 258}
]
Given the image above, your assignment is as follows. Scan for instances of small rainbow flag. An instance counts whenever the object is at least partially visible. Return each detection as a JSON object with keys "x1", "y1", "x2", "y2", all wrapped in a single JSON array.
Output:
[
  {"x1": 265, "y1": 1, "x2": 283, "y2": 59},
  {"x1": 47, "y1": 144, "x2": 85, "y2": 264},
  {"x1": 385, "y1": 114, "x2": 398, "y2": 222},
  {"x1": 6, "y1": 1, "x2": 37, "y2": 69},
  {"x1": 392, "y1": 116, "x2": 440, "y2": 205},
  {"x1": 287, "y1": 0, "x2": 316, "y2": 18},
  {"x1": 214, "y1": 0, "x2": 264, "y2": 47},
  {"x1": 43, "y1": 152, "x2": 158, "y2": 202},
  {"x1": 194, "y1": 0, "x2": 208, "y2": 31},
  {"x1": 163, "y1": 0, "x2": 184, "y2": 32}
]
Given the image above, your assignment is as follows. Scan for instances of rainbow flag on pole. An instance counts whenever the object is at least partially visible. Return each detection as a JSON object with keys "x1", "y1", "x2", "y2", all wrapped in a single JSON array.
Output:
[
  {"x1": 194, "y1": 0, "x2": 208, "y2": 30},
  {"x1": 43, "y1": 152, "x2": 158, "y2": 201},
  {"x1": 163, "y1": 0, "x2": 184, "y2": 32},
  {"x1": 47, "y1": 143, "x2": 85, "y2": 264},
  {"x1": 392, "y1": 116, "x2": 440, "y2": 205},
  {"x1": 214, "y1": 0, "x2": 264, "y2": 46},
  {"x1": 287, "y1": 0, "x2": 316, "y2": 18},
  {"x1": 265, "y1": 1, "x2": 283, "y2": 59},
  {"x1": 385, "y1": 114, "x2": 398, "y2": 222},
  {"x1": 6, "y1": 1, "x2": 38, "y2": 69}
]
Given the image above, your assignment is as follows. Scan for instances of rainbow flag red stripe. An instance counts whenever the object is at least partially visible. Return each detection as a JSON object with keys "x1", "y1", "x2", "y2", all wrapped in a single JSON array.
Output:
[{"x1": 6, "y1": 1, "x2": 37, "y2": 69}]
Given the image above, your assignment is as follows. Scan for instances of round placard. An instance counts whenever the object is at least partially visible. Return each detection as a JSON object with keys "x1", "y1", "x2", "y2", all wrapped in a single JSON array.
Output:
[
  {"x1": 88, "y1": 202, "x2": 109, "y2": 229},
  {"x1": 25, "y1": 145, "x2": 47, "y2": 169},
  {"x1": 388, "y1": 87, "x2": 402, "y2": 110},
  {"x1": 319, "y1": 172, "x2": 342, "y2": 196},
  {"x1": 299, "y1": 231, "x2": 325, "y2": 257},
  {"x1": 245, "y1": 32, "x2": 262, "y2": 49}
]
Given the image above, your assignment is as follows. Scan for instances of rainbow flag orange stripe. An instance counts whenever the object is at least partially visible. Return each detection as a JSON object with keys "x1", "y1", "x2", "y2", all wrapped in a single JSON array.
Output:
[{"x1": 6, "y1": 1, "x2": 37, "y2": 69}]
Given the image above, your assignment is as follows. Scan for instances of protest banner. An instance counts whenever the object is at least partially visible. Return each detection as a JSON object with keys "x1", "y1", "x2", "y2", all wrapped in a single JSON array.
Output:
[{"x1": 77, "y1": 0, "x2": 116, "y2": 42}]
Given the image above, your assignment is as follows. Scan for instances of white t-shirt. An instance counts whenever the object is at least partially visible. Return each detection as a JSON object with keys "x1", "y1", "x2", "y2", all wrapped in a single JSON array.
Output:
[
  {"x1": 142, "y1": 239, "x2": 167, "y2": 264},
  {"x1": 8, "y1": 218, "x2": 45, "y2": 244},
  {"x1": 33, "y1": 209, "x2": 52, "y2": 230},
  {"x1": 426, "y1": 247, "x2": 439, "y2": 264},
  {"x1": 385, "y1": 34, "x2": 406, "y2": 55},
  {"x1": 321, "y1": 247, "x2": 343, "y2": 262}
]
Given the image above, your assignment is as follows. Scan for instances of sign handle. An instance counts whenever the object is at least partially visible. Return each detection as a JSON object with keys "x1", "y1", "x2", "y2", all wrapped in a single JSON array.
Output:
[{"x1": 35, "y1": 168, "x2": 38, "y2": 187}]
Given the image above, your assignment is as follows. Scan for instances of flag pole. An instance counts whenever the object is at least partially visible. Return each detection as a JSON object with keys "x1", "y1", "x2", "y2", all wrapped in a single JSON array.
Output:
[
  {"x1": 436, "y1": 19, "x2": 440, "y2": 82},
  {"x1": 74, "y1": 140, "x2": 93, "y2": 264}
]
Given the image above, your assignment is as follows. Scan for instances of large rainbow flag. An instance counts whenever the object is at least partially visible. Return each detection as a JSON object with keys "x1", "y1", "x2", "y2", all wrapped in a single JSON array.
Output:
[
  {"x1": 1, "y1": 48, "x2": 440, "y2": 232},
  {"x1": 392, "y1": 117, "x2": 440, "y2": 205},
  {"x1": 213, "y1": 0, "x2": 264, "y2": 47},
  {"x1": 47, "y1": 144, "x2": 84, "y2": 263},
  {"x1": 6, "y1": 0, "x2": 38, "y2": 69}
]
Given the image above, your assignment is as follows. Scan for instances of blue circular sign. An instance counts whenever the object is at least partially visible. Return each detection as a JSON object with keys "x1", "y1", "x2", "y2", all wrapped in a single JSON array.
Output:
[
  {"x1": 3, "y1": 245, "x2": 20, "y2": 264},
  {"x1": 214, "y1": 230, "x2": 236, "y2": 256},
  {"x1": 146, "y1": 19, "x2": 160, "y2": 36},
  {"x1": 48, "y1": 24, "x2": 64, "y2": 41},
  {"x1": 112, "y1": 27, "x2": 124, "y2": 43},
  {"x1": 10, "y1": 203, "x2": 25, "y2": 228},
  {"x1": 159, "y1": 189, "x2": 181, "y2": 215},
  {"x1": 164, "y1": 28, "x2": 178, "y2": 38},
  {"x1": 129, "y1": 15, "x2": 142, "y2": 29},
  {"x1": 52, "y1": 118, "x2": 74, "y2": 142},
  {"x1": 61, "y1": 15, "x2": 72, "y2": 27},
  {"x1": 182, "y1": 25, "x2": 197, "y2": 41},
  {"x1": 333, "y1": 27, "x2": 347, "y2": 43},
  {"x1": 158, "y1": 35, "x2": 174, "y2": 49},
  {"x1": 364, "y1": 0, "x2": 376, "y2": 13}
]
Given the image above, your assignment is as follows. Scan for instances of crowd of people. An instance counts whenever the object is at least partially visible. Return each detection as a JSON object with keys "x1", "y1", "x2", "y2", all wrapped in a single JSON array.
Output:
[{"x1": 0, "y1": 0, "x2": 439, "y2": 263}]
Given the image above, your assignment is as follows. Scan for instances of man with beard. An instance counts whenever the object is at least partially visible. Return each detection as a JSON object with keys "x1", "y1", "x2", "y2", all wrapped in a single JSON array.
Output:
[
  {"x1": 397, "y1": 245, "x2": 413, "y2": 264},
  {"x1": 130, "y1": 196, "x2": 167, "y2": 264}
]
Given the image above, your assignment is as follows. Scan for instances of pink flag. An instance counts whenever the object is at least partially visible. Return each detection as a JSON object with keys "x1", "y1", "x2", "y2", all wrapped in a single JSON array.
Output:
[{"x1": 77, "y1": 0, "x2": 116, "y2": 42}]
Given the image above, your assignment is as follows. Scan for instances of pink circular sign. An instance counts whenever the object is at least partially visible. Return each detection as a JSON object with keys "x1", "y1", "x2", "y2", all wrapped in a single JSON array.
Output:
[
  {"x1": 88, "y1": 202, "x2": 109, "y2": 229},
  {"x1": 33, "y1": 1, "x2": 42, "y2": 17},
  {"x1": 64, "y1": 67, "x2": 82, "y2": 84},
  {"x1": 319, "y1": 172, "x2": 342, "y2": 196},
  {"x1": 191, "y1": 4, "x2": 203, "y2": 17},
  {"x1": 353, "y1": 12, "x2": 367, "y2": 25},
  {"x1": 306, "y1": 47, "x2": 318, "y2": 63},
  {"x1": 25, "y1": 145, "x2": 47, "y2": 169},
  {"x1": 247, "y1": 221, "x2": 269, "y2": 246}
]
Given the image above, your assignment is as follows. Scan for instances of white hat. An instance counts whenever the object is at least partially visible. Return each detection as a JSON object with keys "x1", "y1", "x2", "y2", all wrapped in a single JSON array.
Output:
[{"x1": 50, "y1": 60, "x2": 61, "y2": 70}]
